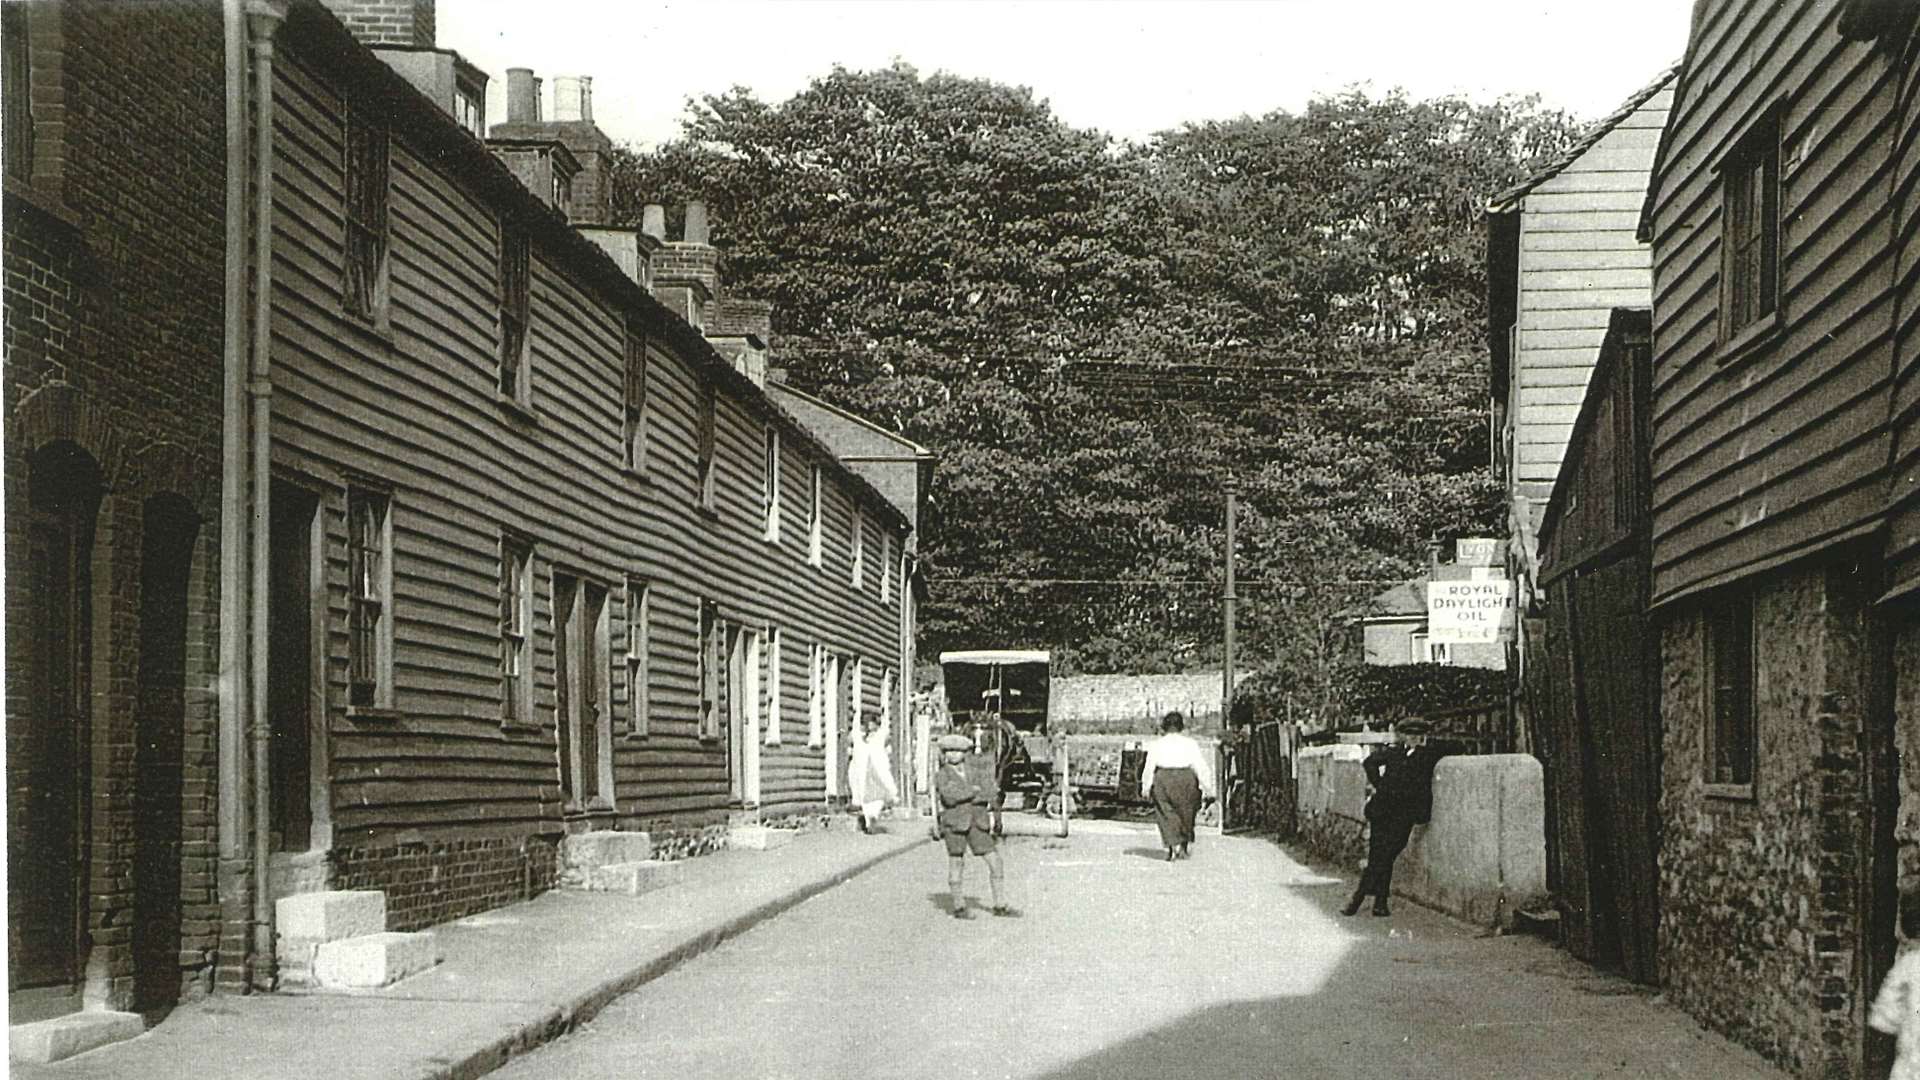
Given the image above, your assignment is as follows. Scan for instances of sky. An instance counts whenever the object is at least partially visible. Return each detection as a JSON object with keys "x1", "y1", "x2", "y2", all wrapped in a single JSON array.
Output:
[{"x1": 435, "y1": 1, "x2": 1695, "y2": 150}]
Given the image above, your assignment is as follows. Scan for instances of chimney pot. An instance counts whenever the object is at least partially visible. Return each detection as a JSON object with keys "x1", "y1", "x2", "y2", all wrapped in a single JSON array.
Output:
[
  {"x1": 506, "y1": 68, "x2": 540, "y2": 123},
  {"x1": 684, "y1": 201, "x2": 710, "y2": 245},
  {"x1": 642, "y1": 204, "x2": 667, "y2": 241},
  {"x1": 553, "y1": 75, "x2": 592, "y2": 122}
]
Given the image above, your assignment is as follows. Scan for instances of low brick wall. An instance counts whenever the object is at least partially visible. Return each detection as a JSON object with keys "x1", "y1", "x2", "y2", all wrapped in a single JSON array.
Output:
[{"x1": 329, "y1": 834, "x2": 560, "y2": 932}]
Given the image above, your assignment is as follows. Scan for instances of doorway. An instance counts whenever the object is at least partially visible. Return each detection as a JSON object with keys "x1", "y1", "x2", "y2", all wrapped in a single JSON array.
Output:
[
  {"x1": 555, "y1": 574, "x2": 612, "y2": 811},
  {"x1": 268, "y1": 480, "x2": 323, "y2": 855},
  {"x1": 10, "y1": 441, "x2": 103, "y2": 1021},
  {"x1": 132, "y1": 495, "x2": 199, "y2": 1019}
]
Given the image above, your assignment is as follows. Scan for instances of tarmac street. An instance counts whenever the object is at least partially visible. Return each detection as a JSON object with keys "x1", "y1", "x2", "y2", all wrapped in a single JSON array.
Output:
[{"x1": 490, "y1": 817, "x2": 1786, "y2": 1080}]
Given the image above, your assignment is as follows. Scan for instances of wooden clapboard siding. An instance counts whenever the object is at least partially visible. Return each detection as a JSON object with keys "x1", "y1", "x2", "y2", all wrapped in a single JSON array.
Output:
[
  {"x1": 270, "y1": 38, "x2": 911, "y2": 845},
  {"x1": 1508, "y1": 80, "x2": 1670, "y2": 495},
  {"x1": 1646, "y1": 0, "x2": 1901, "y2": 606},
  {"x1": 1884, "y1": 38, "x2": 1920, "y2": 595}
]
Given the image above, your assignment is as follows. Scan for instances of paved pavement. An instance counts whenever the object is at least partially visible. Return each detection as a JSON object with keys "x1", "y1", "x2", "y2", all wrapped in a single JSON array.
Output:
[
  {"x1": 487, "y1": 817, "x2": 1789, "y2": 1080},
  {"x1": 12, "y1": 814, "x2": 1791, "y2": 1080},
  {"x1": 12, "y1": 821, "x2": 925, "y2": 1080}
]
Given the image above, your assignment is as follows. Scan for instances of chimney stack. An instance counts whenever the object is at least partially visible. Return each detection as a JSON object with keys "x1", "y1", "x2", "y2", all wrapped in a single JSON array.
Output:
[
  {"x1": 490, "y1": 69, "x2": 613, "y2": 225},
  {"x1": 322, "y1": 0, "x2": 436, "y2": 48},
  {"x1": 649, "y1": 202, "x2": 721, "y2": 333}
]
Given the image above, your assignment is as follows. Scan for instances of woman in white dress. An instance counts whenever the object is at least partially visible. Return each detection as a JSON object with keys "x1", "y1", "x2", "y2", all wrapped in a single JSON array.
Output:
[{"x1": 848, "y1": 711, "x2": 899, "y2": 833}]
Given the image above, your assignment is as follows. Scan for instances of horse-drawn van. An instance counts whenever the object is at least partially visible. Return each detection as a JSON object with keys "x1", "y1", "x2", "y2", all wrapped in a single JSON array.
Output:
[{"x1": 937, "y1": 650, "x2": 1149, "y2": 822}]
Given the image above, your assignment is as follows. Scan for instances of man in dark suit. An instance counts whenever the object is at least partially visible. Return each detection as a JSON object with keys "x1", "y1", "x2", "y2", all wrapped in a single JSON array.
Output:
[
  {"x1": 1344, "y1": 740, "x2": 1421, "y2": 917},
  {"x1": 933, "y1": 733, "x2": 1018, "y2": 919}
]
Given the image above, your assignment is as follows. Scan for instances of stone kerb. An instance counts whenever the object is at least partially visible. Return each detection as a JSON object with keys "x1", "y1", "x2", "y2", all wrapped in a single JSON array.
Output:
[{"x1": 1397, "y1": 754, "x2": 1546, "y2": 927}]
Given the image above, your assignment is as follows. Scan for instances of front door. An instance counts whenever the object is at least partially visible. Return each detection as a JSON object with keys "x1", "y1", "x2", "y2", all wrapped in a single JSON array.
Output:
[
  {"x1": 10, "y1": 442, "x2": 102, "y2": 1019},
  {"x1": 555, "y1": 576, "x2": 611, "y2": 811}
]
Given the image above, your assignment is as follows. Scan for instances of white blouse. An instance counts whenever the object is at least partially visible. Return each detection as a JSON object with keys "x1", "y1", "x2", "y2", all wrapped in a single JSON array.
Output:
[{"x1": 1140, "y1": 732, "x2": 1216, "y2": 797}]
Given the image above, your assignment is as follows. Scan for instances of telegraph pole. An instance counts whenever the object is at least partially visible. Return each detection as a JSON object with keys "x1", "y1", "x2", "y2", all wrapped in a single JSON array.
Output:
[{"x1": 1222, "y1": 476, "x2": 1238, "y2": 728}]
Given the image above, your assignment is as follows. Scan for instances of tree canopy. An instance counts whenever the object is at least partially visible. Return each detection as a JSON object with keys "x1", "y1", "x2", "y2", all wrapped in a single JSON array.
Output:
[{"x1": 611, "y1": 64, "x2": 1577, "y2": 702}]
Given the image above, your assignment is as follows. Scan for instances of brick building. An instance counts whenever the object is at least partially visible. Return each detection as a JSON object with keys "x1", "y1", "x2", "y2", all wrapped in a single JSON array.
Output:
[{"x1": 4, "y1": 0, "x2": 230, "y2": 1024}]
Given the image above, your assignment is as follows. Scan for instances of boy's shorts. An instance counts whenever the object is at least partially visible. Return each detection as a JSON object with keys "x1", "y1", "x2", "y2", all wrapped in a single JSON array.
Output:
[{"x1": 944, "y1": 824, "x2": 996, "y2": 857}]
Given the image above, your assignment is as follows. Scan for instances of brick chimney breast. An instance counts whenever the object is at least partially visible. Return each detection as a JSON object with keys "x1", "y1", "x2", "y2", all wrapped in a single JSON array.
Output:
[{"x1": 321, "y1": 0, "x2": 436, "y2": 48}]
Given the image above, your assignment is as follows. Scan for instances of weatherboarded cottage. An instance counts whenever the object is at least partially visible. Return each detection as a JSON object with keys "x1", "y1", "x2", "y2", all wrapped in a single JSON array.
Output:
[
  {"x1": 5, "y1": 0, "x2": 919, "y2": 1029},
  {"x1": 1639, "y1": 2, "x2": 1919, "y2": 1076}
]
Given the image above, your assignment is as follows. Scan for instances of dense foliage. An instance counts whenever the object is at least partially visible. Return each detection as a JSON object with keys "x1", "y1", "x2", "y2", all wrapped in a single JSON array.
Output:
[{"x1": 611, "y1": 65, "x2": 1577, "y2": 700}]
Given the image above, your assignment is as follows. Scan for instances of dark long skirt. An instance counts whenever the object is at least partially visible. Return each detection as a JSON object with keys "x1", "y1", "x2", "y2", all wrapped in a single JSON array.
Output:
[{"x1": 1151, "y1": 766, "x2": 1202, "y2": 849}]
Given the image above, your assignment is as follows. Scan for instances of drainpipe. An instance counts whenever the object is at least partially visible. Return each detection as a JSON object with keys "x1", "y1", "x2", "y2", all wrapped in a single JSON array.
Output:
[
  {"x1": 245, "y1": 0, "x2": 290, "y2": 992},
  {"x1": 218, "y1": 0, "x2": 250, "y2": 991}
]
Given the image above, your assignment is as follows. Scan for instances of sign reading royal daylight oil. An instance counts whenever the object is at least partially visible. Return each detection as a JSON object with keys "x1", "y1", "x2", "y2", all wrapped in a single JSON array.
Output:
[{"x1": 1427, "y1": 579, "x2": 1514, "y2": 644}]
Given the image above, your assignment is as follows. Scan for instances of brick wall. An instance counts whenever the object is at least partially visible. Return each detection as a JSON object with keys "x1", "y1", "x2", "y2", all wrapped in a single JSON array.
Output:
[
  {"x1": 1658, "y1": 564, "x2": 1877, "y2": 1078},
  {"x1": 330, "y1": 834, "x2": 561, "y2": 932},
  {"x1": 3, "y1": 0, "x2": 227, "y2": 1010},
  {"x1": 319, "y1": 0, "x2": 434, "y2": 48}
]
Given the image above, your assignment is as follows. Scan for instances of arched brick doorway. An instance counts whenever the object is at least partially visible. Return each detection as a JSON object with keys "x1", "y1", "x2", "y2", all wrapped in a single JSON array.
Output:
[{"x1": 10, "y1": 439, "x2": 104, "y2": 1020}]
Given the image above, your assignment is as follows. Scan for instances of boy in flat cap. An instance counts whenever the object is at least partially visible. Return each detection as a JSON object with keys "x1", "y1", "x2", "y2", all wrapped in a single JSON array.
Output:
[{"x1": 934, "y1": 732, "x2": 1017, "y2": 919}]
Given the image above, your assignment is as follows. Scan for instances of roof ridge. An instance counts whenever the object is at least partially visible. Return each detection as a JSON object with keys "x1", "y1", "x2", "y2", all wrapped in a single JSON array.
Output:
[{"x1": 1487, "y1": 62, "x2": 1680, "y2": 213}]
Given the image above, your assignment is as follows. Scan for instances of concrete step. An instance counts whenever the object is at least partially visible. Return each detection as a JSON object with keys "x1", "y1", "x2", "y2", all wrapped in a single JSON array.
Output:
[
  {"x1": 727, "y1": 824, "x2": 794, "y2": 851},
  {"x1": 312, "y1": 931, "x2": 440, "y2": 990},
  {"x1": 277, "y1": 889, "x2": 391, "y2": 986},
  {"x1": 562, "y1": 829, "x2": 654, "y2": 870},
  {"x1": 9, "y1": 1010, "x2": 144, "y2": 1065},
  {"x1": 588, "y1": 858, "x2": 687, "y2": 895},
  {"x1": 277, "y1": 890, "x2": 387, "y2": 943}
]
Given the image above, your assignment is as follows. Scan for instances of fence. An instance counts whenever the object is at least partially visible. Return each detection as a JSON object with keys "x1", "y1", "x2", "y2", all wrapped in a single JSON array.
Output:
[{"x1": 1219, "y1": 720, "x2": 1298, "y2": 837}]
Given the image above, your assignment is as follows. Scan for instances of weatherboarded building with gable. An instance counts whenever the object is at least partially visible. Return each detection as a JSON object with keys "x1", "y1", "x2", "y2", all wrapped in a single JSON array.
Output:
[{"x1": 1638, "y1": 2, "x2": 1919, "y2": 1076}]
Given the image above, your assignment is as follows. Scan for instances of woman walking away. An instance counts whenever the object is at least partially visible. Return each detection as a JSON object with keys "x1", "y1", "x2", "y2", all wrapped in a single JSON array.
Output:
[
  {"x1": 848, "y1": 711, "x2": 899, "y2": 833},
  {"x1": 1870, "y1": 888, "x2": 1920, "y2": 1080},
  {"x1": 1140, "y1": 711, "x2": 1215, "y2": 861}
]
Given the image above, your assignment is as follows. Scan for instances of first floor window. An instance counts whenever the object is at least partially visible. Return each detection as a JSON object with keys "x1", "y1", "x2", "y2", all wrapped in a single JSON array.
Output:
[
  {"x1": 1707, "y1": 591, "x2": 1756, "y2": 787},
  {"x1": 624, "y1": 318, "x2": 648, "y2": 472},
  {"x1": 808, "y1": 467, "x2": 824, "y2": 567},
  {"x1": 850, "y1": 506, "x2": 864, "y2": 591},
  {"x1": 343, "y1": 101, "x2": 391, "y2": 323},
  {"x1": 347, "y1": 485, "x2": 392, "y2": 708},
  {"x1": 500, "y1": 536, "x2": 533, "y2": 724},
  {"x1": 498, "y1": 222, "x2": 531, "y2": 404},
  {"x1": 1720, "y1": 111, "x2": 1780, "y2": 340}
]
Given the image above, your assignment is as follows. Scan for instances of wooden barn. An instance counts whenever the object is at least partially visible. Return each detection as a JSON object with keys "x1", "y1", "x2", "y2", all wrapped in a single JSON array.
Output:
[
  {"x1": 1528, "y1": 308, "x2": 1660, "y2": 986},
  {"x1": 1638, "y1": 2, "x2": 1918, "y2": 1076}
]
